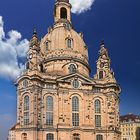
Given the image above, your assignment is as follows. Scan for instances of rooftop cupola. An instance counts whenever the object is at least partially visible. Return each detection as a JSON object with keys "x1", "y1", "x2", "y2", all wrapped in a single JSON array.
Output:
[{"x1": 54, "y1": 0, "x2": 72, "y2": 23}]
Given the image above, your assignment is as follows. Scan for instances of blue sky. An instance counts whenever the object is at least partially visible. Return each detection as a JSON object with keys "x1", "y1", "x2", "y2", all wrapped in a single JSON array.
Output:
[{"x1": 0, "y1": 0, "x2": 140, "y2": 139}]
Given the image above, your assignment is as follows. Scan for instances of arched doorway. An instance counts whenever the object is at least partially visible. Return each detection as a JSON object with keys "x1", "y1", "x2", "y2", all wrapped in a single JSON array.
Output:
[
  {"x1": 60, "y1": 7, "x2": 67, "y2": 19},
  {"x1": 73, "y1": 133, "x2": 80, "y2": 140},
  {"x1": 21, "y1": 133, "x2": 27, "y2": 140}
]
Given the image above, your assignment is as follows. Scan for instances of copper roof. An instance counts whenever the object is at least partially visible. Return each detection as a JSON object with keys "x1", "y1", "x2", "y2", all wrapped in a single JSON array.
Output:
[{"x1": 120, "y1": 113, "x2": 140, "y2": 123}]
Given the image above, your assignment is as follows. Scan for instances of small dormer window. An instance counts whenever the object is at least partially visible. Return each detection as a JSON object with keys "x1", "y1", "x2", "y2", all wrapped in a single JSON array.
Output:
[
  {"x1": 60, "y1": 7, "x2": 67, "y2": 19},
  {"x1": 67, "y1": 39, "x2": 72, "y2": 48},
  {"x1": 69, "y1": 64, "x2": 76, "y2": 74},
  {"x1": 46, "y1": 42, "x2": 49, "y2": 52}
]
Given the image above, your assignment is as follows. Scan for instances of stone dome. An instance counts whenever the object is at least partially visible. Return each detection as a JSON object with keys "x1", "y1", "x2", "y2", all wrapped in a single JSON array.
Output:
[
  {"x1": 39, "y1": 22, "x2": 90, "y2": 77},
  {"x1": 40, "y1": 22, "x2": 89, "y2": 66},
  {"x1": 38, "y1": 0, "x2": 90, "y2": 77}
]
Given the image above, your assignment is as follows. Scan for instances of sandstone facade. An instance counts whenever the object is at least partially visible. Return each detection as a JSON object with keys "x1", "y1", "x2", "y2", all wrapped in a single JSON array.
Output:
[{"x1": 8, "y1": 0, "x2": 121, "y2": 140}]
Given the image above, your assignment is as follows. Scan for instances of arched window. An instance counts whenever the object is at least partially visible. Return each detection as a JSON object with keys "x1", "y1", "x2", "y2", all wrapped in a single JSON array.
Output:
[
  {"x1": 24, "y1": 96, "x2": 29, "y2": 111},
  {"x1": 96, "y1": 134, "x2": 103, "y2": 140},
  {"x1": 46, "y1": 96, "x2": 53, "y2": 126},
  {"x1": 95, "y1": 99, "x2": 101, "y2": 113},
  {"x1": 46, "y1": 42, "x2": 49, "y2": 52},
  {"x1": 69, "y1": 64, "x2": 76, "y2": 74},
  {"x1": 46, "y1": 133, "x2": 54, "y2": 140},
  {"x1": 21, "y1": 133, "x2": 27, "y2": 140},
  {"x1": 72, "y1": 96, "x2": 79, "y2": 126},
  {"x1": 94, "y1": 99, "x2": 101, "y2": 127},
  {"x1": 24, "y1": 96, "x2": 29, "y2": 125},
  {"x1": 60, "y1": 7, "x2": 67, "y2": 19},
  {"x1": 67, "y1": 39, "x2": 72, "y2": 48},
  {"x1": 99, "y1": 71, "x2": 103, "y2": 79}
]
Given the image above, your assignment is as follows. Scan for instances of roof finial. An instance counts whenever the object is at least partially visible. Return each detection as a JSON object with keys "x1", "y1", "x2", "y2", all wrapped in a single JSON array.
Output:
[
  {"x1": 33, "y1": 27, "x2": 37, "y2": 35},
  {"x1": 101, "y1": 39, "x2": 105, "y2": 46}
]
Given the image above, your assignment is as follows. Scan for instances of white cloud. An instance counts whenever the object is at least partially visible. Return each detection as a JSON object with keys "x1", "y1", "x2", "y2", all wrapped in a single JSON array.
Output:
[
  {"x1": 70, "y1": 0, "x2": 95, "y2": 14},
  {"x1": 0, "y1": 16, "x2": 29, "y2": 80}
]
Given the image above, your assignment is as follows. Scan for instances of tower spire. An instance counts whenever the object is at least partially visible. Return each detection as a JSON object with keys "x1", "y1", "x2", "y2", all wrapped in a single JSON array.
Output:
[
  {"x1": 99, "y1": 40, "x2": 109, "y2": 59},
  {"x1": 94, "y1": 40, "x2": 116, "y2": 83},
  {"x1": 30, "y1": 28, "x2": 40, "y2": 49}
]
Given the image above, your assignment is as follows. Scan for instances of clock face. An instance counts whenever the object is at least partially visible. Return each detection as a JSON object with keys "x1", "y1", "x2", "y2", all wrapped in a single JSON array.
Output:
[
  {"x1": 23, "y1": 80, "x2": 28, "y2": 88},
  {"x1": 100, "y1": 63, "x2": 104, "y2": 68}
]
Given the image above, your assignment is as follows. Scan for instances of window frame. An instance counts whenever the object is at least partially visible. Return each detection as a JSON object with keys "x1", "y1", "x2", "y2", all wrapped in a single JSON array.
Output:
[
  {"x1": 96, "y1": 134, "x2": 103, "y2": 140},
  {"x1": 46, "y1": 133, "x2": 54, "y2": 140},
  {"x1": 46, "y1": 96, "x2": 53, "y2": 126},
  {"x1": 95, "y1": 99, "x2": 101, "y2": 113},
  {"x1": 23, "y1": 95, "x2": 30, "y2": 125},
  {"x1": 67, "y1": 38, "x2": 73, "y2": 48},
  {"x1": 72, "y1": 96, "x2": 79, "y2": 126}
]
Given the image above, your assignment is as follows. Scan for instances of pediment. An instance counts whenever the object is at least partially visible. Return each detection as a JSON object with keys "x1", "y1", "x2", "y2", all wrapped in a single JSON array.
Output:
[{"x1": 56, "y1": 73, "x2": 94, "y2": 85}]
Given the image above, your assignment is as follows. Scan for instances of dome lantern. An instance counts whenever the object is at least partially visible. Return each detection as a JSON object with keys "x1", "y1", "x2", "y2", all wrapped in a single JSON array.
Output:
[{"x1": 54, "y1": 0, "x2": 72, "y2": 23}]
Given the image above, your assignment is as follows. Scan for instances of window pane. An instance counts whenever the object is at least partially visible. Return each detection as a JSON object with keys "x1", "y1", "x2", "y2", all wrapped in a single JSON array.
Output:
[
  {"x1": 95, "y1": 115, "x2": 101, "y2": 127},
  {"x1": 96, "y1": 134, "x2": 103, "y2": 140},
  {"x1": 24, "y1": 96, "x2": 29, "y2": 111},
  {"x1": 72, "y1": 96, "x2": 79, "y2": 126},
  {"x1": 24, "y1": 112, "x2": 29, "y2": 125},
  {"x1": 67, "y1": 39, "x2": 72, "y2": 48},
  {"x1": 46, "y1": 133, "x2": 54, "y2": 140},
  {"x1": 46, "y1": 96, "x2": 53, "y2": 126},
  {"x1": 46, "y1": 96, "x2": 53, "y2": 111},
  {"x1": 72, "y1": 97, "x2": 79, "y2": 112},
  {"x1": 95, "y1": 99, "x2": 101, "y2": 113},
  {"x1": 46, "y1": 112, "x2": 53, "y2": 126},
  {"x1": 72, "y1": 113, "x2": 79, "y2": 126}
]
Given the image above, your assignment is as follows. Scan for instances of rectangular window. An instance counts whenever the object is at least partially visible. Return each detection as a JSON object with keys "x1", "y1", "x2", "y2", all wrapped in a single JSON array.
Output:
[
  {"x1": 46, "y1": 133, "x2": 54, "y2": 140},
  {"x1": 67, "y1": 39, "x2": 72, "y2": 48},
  {"x1": 46, "y1": 42, "x2": 49, "y2": 50},
  {"x1": 46, "y1": 112, "x2": 53, "y2": 126},
  {"x1": 24, "y1": 112, "x2": 29, "y2": 125},
  {"x1": 95, "y1": 115, "x2": 101, "y2": 127},
  {"x1": 72, "y1": 113, "x2": 79, "y2": 126}
]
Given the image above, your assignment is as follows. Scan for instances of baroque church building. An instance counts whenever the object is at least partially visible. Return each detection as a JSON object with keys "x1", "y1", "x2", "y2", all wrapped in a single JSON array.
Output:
[{"x1": 9, "y1": 0, "x2": 121, "y2": 140}]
